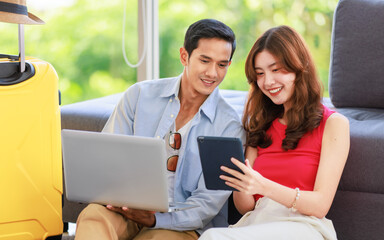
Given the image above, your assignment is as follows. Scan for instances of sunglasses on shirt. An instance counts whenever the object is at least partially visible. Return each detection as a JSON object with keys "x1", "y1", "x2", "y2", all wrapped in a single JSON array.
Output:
[{"x1": 167, "y1": 132, "x2": 181, "y2": 172}]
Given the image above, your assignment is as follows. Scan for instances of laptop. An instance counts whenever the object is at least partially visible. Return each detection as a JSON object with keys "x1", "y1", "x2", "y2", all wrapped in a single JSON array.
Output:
[{"x1": 61, "y1": 129, "x2": 198, "y2": 212}]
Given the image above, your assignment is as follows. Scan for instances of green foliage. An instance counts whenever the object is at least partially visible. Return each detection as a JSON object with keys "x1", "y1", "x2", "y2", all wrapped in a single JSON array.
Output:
[
  {"x1": 158, "y1": 0, "x2": 338, "y2": 93},
  {"x1": 0, "y1": 0, "x2": 338, "y2": 104}
]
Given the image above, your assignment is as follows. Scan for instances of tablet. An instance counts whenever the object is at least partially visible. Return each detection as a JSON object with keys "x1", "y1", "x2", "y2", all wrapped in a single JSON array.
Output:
[{"x1": 197, "y1": 136, "x2": 245, "y2": 191}]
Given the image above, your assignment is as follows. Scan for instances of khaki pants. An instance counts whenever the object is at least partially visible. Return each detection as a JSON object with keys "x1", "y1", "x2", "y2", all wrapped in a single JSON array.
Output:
[{"x1": 75, "y1": 204, "x2": 199, "y2": 240}]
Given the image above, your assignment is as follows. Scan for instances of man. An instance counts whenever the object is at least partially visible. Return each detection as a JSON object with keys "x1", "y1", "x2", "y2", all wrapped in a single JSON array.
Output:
[{"x1": 75, "y1": 19, "x2": 245, "y2": 240}]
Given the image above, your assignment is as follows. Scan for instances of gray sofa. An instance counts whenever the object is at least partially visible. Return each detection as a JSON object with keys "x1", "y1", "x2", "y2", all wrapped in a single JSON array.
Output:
[
  {"x1": 322, "y1": 0, "x2": 384, "y2": 239},
  {"x1": 61, "y1": 0, "x2": 384, "y2": 239}
]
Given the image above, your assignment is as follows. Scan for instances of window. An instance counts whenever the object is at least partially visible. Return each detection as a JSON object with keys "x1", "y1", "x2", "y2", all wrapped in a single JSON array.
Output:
[{"x1": 0, "y1": 0, "x2": 337, "y2": 104}]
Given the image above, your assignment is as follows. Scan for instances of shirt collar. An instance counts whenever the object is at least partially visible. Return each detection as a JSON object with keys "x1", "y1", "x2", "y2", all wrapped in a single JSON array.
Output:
[
  {"x1": 199, "y1": 87, "x2": 220, "y2": 123},
  {"x1": 159, "y1": 74, "x2": 182, "y2": 98}
]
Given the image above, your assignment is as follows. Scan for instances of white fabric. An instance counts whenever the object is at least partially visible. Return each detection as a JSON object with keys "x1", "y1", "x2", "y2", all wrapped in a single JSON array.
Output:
[
  {"x1": 199, "y1": 197, "x2": 337, "y2": 240},
  {"x1": 177, "y1": 119, "x2": 192, "y2": 138}
]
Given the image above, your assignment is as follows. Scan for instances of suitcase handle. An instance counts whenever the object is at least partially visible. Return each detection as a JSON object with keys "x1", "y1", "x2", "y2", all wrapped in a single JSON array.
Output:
[
  {"x1": 0, "y1": 61, "x2": 35, "y2": 86},
  {"x1": 0, "y1": 54, "x2": 20, "y2": 61}
]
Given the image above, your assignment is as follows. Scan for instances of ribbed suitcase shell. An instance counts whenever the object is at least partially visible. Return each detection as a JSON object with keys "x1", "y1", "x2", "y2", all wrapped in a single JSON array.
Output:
[{"x1": 0, "y1": 57, "x2": 63, "y2": 239}]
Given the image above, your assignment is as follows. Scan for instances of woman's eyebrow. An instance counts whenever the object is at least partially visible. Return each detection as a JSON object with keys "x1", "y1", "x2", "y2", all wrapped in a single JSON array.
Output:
[{"x1": 255, "y1": 62, "x2": 277, "y2": 70}]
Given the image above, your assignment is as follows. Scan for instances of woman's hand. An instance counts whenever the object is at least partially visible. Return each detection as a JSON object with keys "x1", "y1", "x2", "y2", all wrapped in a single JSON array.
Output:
[{"x1": 220, "y1": 158, "x2": 265, "y2": 195}]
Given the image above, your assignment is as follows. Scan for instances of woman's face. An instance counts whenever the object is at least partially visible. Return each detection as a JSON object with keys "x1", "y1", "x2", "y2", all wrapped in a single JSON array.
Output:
[{"x1": 254, "y1": 50, "x2": 296, "y2": 109}]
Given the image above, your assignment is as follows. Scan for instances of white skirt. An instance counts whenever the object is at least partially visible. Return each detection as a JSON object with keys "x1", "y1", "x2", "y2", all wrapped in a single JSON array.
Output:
[{"x1": 199, "y1": 197, "x2": 337, "y2": 240}]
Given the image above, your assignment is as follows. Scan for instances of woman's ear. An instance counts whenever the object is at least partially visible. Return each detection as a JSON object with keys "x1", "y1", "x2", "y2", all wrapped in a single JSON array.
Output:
[{"x1": 179, "y1": 47, "x2": 189, "y2": 66}]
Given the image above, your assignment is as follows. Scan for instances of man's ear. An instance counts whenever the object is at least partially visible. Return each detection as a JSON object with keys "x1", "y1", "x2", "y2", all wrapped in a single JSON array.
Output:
[{"x1": 180, "y1": 47, "x2": 189, "y2": 66}]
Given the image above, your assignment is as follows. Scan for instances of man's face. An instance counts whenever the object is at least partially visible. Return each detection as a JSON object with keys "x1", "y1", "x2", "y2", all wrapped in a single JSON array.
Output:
[{"x1": 180, "y1": 38, "x2": 232, "y2": 97}]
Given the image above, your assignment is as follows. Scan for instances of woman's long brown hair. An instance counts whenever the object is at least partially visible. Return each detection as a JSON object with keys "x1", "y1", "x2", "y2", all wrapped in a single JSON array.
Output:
[{"x1": 243, "y1": 25, "x2": 323, "y2": 151}]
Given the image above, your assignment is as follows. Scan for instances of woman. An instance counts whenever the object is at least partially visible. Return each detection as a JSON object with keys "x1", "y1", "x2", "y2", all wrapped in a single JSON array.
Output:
[{"x1": 199, "y1": 26, "x2": 350, "y2": 240}]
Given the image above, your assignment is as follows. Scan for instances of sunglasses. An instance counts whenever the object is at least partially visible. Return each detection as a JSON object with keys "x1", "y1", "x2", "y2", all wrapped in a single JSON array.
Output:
[{"x1": 167, "y1": 132, "x2": 181, "y2": 172}]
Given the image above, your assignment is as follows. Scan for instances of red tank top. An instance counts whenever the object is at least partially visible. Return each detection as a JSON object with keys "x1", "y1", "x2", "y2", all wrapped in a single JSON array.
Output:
[{"x1": 253, "y1": 105, "x2": 335, "y2": 201}]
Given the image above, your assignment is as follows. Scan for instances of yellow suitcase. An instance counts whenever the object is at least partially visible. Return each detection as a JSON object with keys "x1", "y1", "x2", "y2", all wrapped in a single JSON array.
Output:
[
  {"x1": 0, "y1": 49, "x2": 63, "y2": 240},
  {"x1": 0, "y1": 4, "x2": 62, "y2": 239}
]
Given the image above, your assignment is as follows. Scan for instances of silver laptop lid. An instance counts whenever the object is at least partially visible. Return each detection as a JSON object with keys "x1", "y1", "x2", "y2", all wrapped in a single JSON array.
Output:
[{"x1": 61, "y1": 129, "x2": 170, "y2": 212}]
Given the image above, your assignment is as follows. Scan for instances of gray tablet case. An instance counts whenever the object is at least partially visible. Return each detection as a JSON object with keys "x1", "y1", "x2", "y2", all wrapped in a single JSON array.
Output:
[{"x1": 197, "y1": 136, "x2": 245, "y2": 191}]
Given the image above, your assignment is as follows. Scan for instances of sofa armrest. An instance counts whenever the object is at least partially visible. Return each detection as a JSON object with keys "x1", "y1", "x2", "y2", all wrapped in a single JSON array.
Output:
[{"x1": 61, "y1": 93, "x2": 122, "y2": 132}]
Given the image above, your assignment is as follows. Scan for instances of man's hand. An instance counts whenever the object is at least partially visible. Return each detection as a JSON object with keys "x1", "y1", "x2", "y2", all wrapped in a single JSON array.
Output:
[{"x1": 106, "y1": 205, "x2": 156, "y2": 227}]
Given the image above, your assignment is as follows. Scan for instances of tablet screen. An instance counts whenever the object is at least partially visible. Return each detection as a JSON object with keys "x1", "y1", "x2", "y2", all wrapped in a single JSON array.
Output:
[{"x1": 197, "y1": 136, "x2": 245, "y2": 191}]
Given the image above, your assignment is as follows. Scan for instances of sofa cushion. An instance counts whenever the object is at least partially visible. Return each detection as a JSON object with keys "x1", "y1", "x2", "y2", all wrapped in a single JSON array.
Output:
[
  {"x1": 336, "y1": 108, "x2": 384, "y2": 194},
  {"x1": 61, "y1": 90, "x2": 249, "y2": 132},
  {"x1": 329, "y1": 0, "x2": 384, "y2": 108},
  {"x1": 327, "y1": 190, "x2": 384, "y2": 240},
  {"x1": 219, "y1": 89, "x2": 248, "y2": 119}
]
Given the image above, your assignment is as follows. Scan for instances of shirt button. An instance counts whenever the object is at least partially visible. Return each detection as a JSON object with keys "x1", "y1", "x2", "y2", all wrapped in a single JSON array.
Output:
[
  {"x1": 170, "y1": 114, "x2": 174, "y2": 118},
  {"x1": 169, "y1": 99, "x2": 173, "y2": 102},
  {"x1": 157, "y1": 136, "x2": 160, "y2": 139}
]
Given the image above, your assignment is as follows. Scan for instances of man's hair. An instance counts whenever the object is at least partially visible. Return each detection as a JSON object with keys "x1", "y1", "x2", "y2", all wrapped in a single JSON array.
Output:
[
  {"x1": 184, "y1": 19, "x2": 236, "y2": 60},
  {"x1": 243, "y1": 25, "x2": 323, "y2": 151}
]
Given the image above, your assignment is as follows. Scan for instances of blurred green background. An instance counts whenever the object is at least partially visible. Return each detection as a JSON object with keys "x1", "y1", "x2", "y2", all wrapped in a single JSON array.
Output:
[{"x1": 0, "y1": 0, "x2": 337, "y2": 105}]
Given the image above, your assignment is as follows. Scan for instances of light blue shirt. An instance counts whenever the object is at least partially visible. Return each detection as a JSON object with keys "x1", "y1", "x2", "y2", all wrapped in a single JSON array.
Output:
[{"x1": 103, "y1": 75, "x2": 245, "y2": 234}]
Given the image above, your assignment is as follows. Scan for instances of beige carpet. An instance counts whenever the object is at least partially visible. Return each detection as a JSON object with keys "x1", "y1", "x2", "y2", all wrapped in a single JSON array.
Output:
[
  {"x1": 61, "y1": 222, "x2": 76, "y2": 240},
  {"x1": 61, "y1": 234, "x2": 75, "y2": 240},
  {"x1": 61, "y1": 233, "x2": 75, "y2": 240}
]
